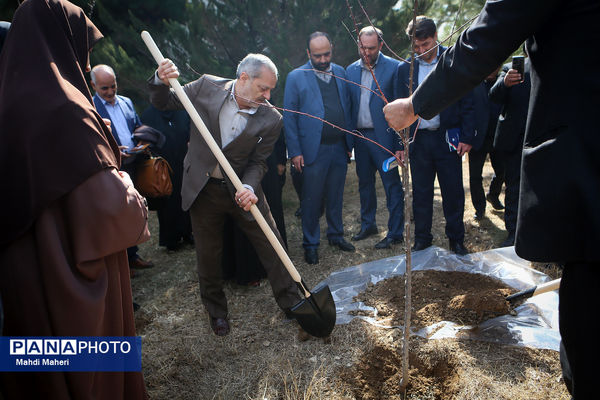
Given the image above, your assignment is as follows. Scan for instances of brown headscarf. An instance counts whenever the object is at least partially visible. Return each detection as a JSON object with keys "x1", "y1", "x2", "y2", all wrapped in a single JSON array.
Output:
[{"x1": 0, "y1": 0, "x2": 120, "y2": 247}]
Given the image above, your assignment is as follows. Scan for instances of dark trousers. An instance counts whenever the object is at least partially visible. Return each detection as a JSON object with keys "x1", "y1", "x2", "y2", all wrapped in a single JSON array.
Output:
[
  {"x1": 468, "y1": 134, "x2": 505, "y2": 214},
  {"x1": 290, "y1": 163, "x2": 303, "y2": 204},
  {"x1": 126, "y1": 246, "x2": 138, "y2": 262},
  {"x1": 189, "y1": 180, "x2": 300, "y2": 319},
  {"x1": 410, "y1": 128, "x2": 465, "y2": 244},
  {"x1": 559, "y1": 262, "x2": 600, "y2": 398},
  {"x1": 221, "y1": 215, "x2": 266, "y2": 285},
  {"x1": 499, "y1": 148, "x2": 521, "y2": 235},
  {"x1": 354, "y1": 128, "x2": 404, "y2": 239},
  {"x1": 301, "y1": 142, "x2": 348, "y2": 249},
  {"x1": 262, "y1": 164, "x2": 288, "y2": 246}
]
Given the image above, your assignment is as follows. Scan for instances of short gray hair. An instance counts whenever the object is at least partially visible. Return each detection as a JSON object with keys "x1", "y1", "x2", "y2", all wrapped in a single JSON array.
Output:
[
  {"x1": 236, "y1": 53, "x2": 278, "y2": 80},
  {"x1": 90, "y1": 64, "x2": 116, "y2": 84}
]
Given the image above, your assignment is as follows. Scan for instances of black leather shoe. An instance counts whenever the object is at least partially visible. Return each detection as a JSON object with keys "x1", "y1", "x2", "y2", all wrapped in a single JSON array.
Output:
[
  {"x1": 486, "y1": 193, "x2": 505, "y2": 210},
  {"x1": 304, "y1": 248, "x2": 319, "y2": 264},
  {"x1": 209, "y1": 316, "x2": 230, "y2": 336},
  {"x1": 474, "y1": 209, "x2": 485, "y2": 220},
  {"x1": 412, "y1": 241, "x2": 432, "y2": 251},
  {"x1": 449, "y1": 240, "x2": 468, "y2": 255},
  {"x1": 500, "y1": 234, "x2": 515, "y2": 248},
  {"x1": 351, "y1": 226, "x2": 378, "y2": 241},
  {"x1": 328, "y1": 238, "x2": 356, "y2": 252},
  {"x1": 374, "y1": 236, "x2": 404, "y2": 249}
]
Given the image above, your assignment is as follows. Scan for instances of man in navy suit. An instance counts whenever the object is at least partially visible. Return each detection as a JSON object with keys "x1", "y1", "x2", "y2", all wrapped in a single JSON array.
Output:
[
  {"x1": 489, "y1": 55, "x2": 531, "y2": 247},
  {"x1": 346, "y1": 26, "x2": 404, "y2": 249},
  {"x1": 397, "y1": 16, "x2": 475, "y2": 255},
  {"x1": 284, "y1": 31, "x2": 355, "y2": 265},
  {"x1": 91, "y1": 64, "x2": 153, "y2": 270},
  {"x1": 468, "y1": 67, "x2": 504, "y2": 221}
]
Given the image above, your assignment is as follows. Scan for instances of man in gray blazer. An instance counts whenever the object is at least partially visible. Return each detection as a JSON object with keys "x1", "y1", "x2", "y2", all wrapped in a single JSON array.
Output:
[{"x1": 149, "y1": 54, "x2": 301, "y2": 336}]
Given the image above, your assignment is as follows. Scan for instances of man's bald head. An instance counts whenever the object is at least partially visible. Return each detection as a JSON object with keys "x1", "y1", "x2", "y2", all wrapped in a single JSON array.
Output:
[{"x1": 90, "y1": 64, "x2": 117, "y2": 104}]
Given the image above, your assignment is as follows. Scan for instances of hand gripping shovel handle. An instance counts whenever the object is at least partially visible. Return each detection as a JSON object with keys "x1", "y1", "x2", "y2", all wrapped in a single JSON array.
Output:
[
  {"x1": 141, "y1": 31, "x2": 310, "y2": 298},
  {"x1": 506, "y1": 278, "x2": 561, "y2": 303}
]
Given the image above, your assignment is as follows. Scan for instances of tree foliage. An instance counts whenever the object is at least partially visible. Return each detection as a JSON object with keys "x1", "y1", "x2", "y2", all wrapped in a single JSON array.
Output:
[
  {"x1": 155, "y1": 0, "x2": 411, "y2": 106},
  {"x1": 1, "y1": 0, "x2": 488, "y2": 111}
]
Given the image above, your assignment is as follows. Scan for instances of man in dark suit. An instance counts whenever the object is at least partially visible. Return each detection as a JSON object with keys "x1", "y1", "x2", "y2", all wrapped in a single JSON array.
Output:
[
  {"x1": 150, "y1": 54, "x2": 301, "y2": 336},
  {"x1": 284, "y1": 31, "x2": 355, "y2": 265},
  {"x1": 91, "y1": 64, "x2": 153, "y2": 270},
  {"x1": 468, "y1": 67, "x2": 504, "y2": 220},
  {"x1": 141, "y1": 105, "x2": 193, "y2": 251},
  {"x1": 397, "y1": 16, "x2": 475, "y2": 255},
  {"x1": 489, "y1": 56, "x2": 531, "y2": 247},
  {"x1": 346, "y1": 26, "x2": 404, "y2": 249},
  {"x1": 383, "y1": 1, "x2": 600, "y2": 396}
]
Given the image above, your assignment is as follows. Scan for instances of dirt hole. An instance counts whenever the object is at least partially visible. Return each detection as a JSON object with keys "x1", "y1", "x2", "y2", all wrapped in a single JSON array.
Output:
[{"x1": 341, "y1": 342, "x2": 460, "y2": 399}]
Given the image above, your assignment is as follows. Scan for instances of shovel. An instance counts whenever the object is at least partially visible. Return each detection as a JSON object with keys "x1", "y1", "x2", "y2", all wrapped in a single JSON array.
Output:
[
  {"x1": 506, "y1": 278, "x2": 561, "y2": 303},
  {"x1": 141, "y1": 31, "x2": 336, "y2": 338}
]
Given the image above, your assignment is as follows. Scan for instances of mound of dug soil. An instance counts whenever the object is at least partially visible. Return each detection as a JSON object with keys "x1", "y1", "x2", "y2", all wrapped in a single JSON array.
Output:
[{"x1": 352, "y1": 270, "x2": 517, "y2": 328}]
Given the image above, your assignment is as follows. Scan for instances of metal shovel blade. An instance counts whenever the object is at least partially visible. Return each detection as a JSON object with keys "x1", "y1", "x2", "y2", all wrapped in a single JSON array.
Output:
[{"x1": 289, "y1": 284, "x2": 336, "y2": 338}]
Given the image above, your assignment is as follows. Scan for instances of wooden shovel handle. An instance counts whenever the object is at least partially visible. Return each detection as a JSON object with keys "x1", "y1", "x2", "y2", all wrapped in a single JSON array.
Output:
[
  {"x1": 141, "y1": 31, "x2": 309, "y2": 297},
  {"x1": 506, "y1": 278, "x2": 561, "y2": 302}
]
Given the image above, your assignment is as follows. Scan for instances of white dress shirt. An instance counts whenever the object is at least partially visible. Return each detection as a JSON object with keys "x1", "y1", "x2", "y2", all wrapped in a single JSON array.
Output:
[
  {"x1": 100, "y1": 97, "x2": 135, "y2": 148},
  {"x1": 416, "y1": 46, "x2": 441, "y2": 130}
]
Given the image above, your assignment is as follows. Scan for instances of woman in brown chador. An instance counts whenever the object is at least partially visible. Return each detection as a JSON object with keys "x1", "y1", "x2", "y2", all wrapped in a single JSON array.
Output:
[{"x1": 0, "y1": 0, "x2": 149, "y2": 398}]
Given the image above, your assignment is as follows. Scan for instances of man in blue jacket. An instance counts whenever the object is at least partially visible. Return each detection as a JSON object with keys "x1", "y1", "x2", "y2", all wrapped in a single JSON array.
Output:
[
  {"x1": 284, "y1": 32, "x2": 355, "y2": 265},
  {"x1": 398, "y1": 16, "x2": 475, "y2": 255},
  {"x1": 91, "y1": 64, "x2": 153, "y2": 270},
  {"x1": 346, "y1": 26, "x2": 404, "y2": 249},
  {"x1": 91, "y1": 65, "x2": 141, "y2": 153}
]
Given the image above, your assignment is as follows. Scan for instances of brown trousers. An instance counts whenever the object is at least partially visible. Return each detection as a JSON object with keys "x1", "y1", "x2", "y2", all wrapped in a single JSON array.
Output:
[{"x1": 189, "y1": 180, "x2": 301, "y2": 318}]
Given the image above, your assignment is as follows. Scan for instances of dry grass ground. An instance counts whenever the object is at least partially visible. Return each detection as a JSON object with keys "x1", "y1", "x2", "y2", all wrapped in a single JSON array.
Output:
[{"x1": 132, "y1": 157, "x2": 568, "y2": 399}]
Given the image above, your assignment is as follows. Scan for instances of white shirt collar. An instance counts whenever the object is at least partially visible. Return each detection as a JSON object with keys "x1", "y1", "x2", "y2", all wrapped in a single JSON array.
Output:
[{"x1": 99, "y1": 95, "x2": 119, "y2": 107}]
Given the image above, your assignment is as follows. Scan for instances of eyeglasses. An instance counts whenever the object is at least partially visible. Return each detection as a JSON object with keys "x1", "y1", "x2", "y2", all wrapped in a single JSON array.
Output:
[{"x1": 100, "y1": 84, "x2": 116, "y2": 91}]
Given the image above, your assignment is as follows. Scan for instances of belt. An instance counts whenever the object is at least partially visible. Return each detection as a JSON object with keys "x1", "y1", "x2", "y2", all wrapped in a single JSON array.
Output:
[
  {"x1": 207, "y1": 177, "x2": 226, "y2": 185},
  {"x1": 417, "y1": 127, "x2": 441, "y2": 132}
]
